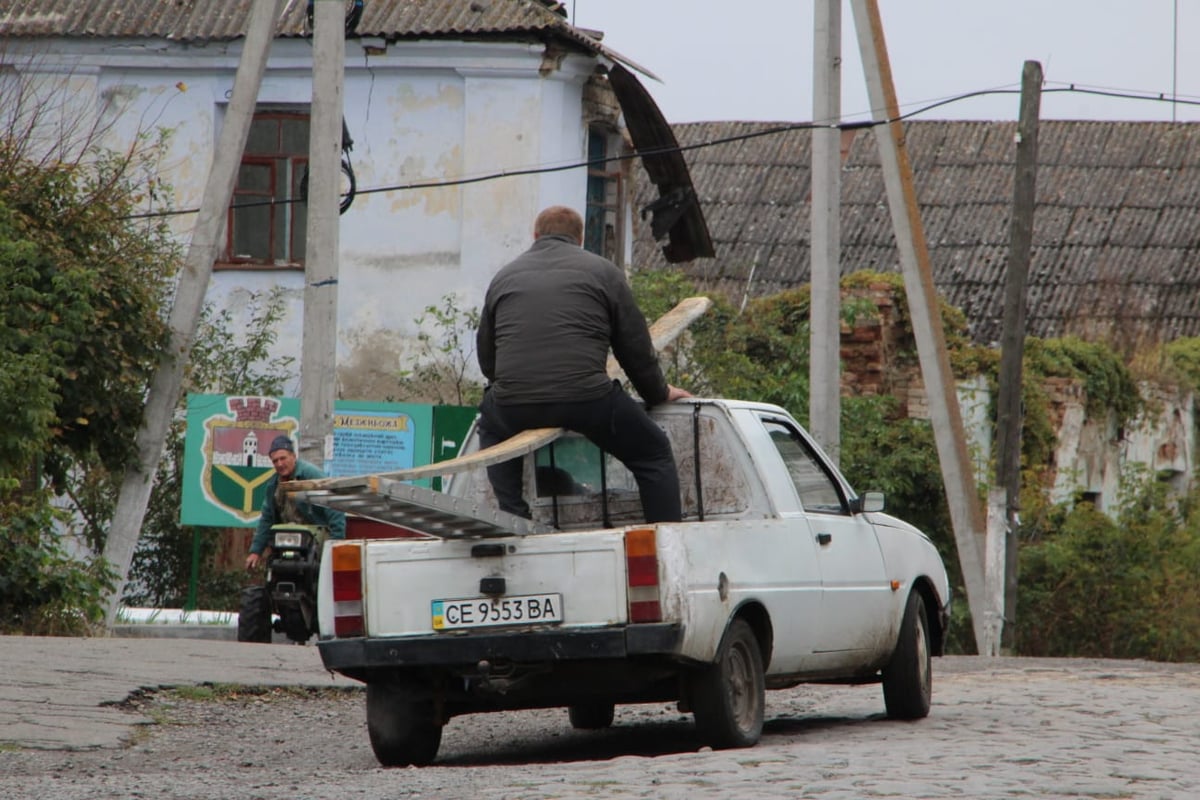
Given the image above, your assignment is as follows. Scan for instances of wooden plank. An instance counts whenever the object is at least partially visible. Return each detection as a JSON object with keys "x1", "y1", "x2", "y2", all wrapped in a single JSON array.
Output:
[
  {"x1": 290, "y1": 295, "x2": 712, "y2": 492},
  {"x1": 605, "y1": 295, "x2": 711, "y2": 378}
]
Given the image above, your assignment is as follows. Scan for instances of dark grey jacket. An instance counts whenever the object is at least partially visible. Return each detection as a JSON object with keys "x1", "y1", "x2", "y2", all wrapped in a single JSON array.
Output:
[{"x1": 477, "y1": 235, "x2": 668, "y2": 406}]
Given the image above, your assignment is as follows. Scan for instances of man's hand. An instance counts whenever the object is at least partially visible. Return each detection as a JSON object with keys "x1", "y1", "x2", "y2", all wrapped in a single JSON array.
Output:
[
  {"x1": 666, "y1": 384, "x2": 693, "y2": 402},
  {"x1": 245, "y1": 552, "x2": 262, "y2": 570}
]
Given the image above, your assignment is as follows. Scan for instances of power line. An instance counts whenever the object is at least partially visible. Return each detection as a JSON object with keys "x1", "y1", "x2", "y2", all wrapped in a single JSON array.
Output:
[{"x1": 121, "y1": 83, "x2": 1200, "y2": 223}]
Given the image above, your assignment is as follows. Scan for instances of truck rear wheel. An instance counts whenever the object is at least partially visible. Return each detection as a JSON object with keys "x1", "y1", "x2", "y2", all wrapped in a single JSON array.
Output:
[
  {"x1": 366, "y1": 679, "x2": 443, "y2": 767},
  {"x1": 690, "y1": 618, "x2": 764, "y2": 748},
  {"x1": 236, "y1": 586, "x2": 271, "y2": 644},
  {"x1": 568, "y1": 701, "x2": 615, "y2": 729}
]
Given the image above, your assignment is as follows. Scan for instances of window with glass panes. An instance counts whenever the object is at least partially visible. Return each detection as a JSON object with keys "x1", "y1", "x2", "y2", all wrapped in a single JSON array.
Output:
[
  {"x1": 584, "y1": 127, "x2": 622, "y2": 264},
  {"x1": 225, "y1": 108, "x2": 309, "y2": 266}
]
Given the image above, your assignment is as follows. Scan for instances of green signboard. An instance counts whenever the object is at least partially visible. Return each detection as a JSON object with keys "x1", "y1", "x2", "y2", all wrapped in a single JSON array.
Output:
[
  {"x1": 181, "y1": 394, "x2": 470, "y2": 527},
  {"x1": 431, "y1": 405, "x2": 480, "y2": 491}
]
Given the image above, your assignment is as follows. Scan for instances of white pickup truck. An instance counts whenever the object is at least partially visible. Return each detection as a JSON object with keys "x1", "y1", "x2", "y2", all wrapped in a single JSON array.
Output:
[{"x1": 304, "y1": 398, "x2": 951, "y2": 767}]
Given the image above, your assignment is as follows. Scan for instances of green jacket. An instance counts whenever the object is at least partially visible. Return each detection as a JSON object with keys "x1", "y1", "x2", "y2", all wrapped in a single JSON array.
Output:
[{"x1": 250, "y1": 459, "x2": 347, "y2": 554}]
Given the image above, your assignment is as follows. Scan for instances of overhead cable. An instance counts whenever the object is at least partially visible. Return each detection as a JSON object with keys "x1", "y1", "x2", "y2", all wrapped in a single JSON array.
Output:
[{"x1": 120, "y1": 84, "x2": 1200, "y2": 223}]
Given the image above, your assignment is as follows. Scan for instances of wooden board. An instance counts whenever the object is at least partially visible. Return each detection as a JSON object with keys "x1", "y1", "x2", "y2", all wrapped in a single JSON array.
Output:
[
  {"x1": 290, "y1": 295, "x2": 712, "y2": 493},
  {"x1": 605, "y1": 295, "x2": 712, "y2": 379}
]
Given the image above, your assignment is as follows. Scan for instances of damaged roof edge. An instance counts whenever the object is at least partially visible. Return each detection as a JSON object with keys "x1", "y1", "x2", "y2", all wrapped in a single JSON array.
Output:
[
  {"x1": 606, "y1": 63, "x2": 715, "y2": 264},
  {"x1": 580, "y1": 37, "x2": 661, "y2": 84}
]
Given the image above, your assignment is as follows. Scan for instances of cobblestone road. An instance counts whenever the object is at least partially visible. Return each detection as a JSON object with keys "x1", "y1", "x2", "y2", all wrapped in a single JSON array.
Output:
[{"x1": 1, "y1": 637, "x2": 1196, "y2": 799}]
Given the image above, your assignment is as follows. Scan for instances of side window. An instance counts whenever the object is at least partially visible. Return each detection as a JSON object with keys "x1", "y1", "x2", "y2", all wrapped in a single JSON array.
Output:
[
  {"x1": 584, "y1": 126, "x2": 623, "y2": 265},
  {"x1": 532, "y1": 436, "x2": 637, "y2": 499},
  {"x1": 223, "y1": 107, "x2": 310, "y2": 268},
  {"x1": 762, "y1": 419, "x2": 848, "y2": 515}
]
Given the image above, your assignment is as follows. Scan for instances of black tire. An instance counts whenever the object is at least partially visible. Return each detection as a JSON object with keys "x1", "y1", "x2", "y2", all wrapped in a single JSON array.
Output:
[
  {"x1": 568, "y1": 702, "x2": 616, "y2": 729},
  {"x1": 882, "y1": 591, "x2": 932, "y2": 720},
  {"x1": 366, "y1": 679, "x2": 443, "y2": 767},
  {"x1": 279, "y1": 607, "x2": 311, "y2": 645},
  {"x1": 237, "y1": 586, "x2": 272, "y2": 644},
  {"x1": 690, "y1": 618, "x2": 765, "y2": 749}
]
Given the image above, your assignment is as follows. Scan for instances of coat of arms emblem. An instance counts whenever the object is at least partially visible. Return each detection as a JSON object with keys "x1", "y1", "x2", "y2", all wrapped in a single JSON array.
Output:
[{"x1": 200, "y1": 396, "x2": 298, "y2": 521}]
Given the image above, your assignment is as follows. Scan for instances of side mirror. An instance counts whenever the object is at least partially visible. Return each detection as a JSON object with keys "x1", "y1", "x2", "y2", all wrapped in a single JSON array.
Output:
[{"x1": 856, "y1": 491, "x2": 885, "y2": 513}]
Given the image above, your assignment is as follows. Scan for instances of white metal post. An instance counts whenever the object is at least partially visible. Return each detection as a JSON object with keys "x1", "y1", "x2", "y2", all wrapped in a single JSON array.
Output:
[
  {"x1": 299, "y1": 0, "x2": 346, "y2": 468},
  {"x1": 810, "y1": 0, "x2": 843, "y2": 463}
]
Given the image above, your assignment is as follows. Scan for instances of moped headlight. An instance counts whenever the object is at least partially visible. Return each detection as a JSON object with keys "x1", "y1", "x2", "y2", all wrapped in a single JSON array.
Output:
[{"x1": 274, "y1": 531, "x2": 304, "y2": 549}]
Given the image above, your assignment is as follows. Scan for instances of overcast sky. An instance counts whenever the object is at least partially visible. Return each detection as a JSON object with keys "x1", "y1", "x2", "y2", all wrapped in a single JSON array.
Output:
[{"x1": 570, "y1": 0, "x2": 1199, "y2": 124}]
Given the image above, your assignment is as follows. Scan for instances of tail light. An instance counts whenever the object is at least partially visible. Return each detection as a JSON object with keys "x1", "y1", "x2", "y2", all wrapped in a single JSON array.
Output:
[
  {"x1": 331, "y1": 542, "x2": 364, "y2": 637},
  {"x1": 624, "y1": 527, "x2": 661, "y2": 623}
]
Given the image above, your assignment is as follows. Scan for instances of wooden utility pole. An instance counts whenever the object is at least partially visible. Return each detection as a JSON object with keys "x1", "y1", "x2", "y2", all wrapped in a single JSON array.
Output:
[
  {"x1": 810, "y1": 0, "x2": 843, "y2": 463},
  {"x1": 103, "y1": 0, "x2": 285, "y2": 627},
  {"x1": 848, "y1": 0, "x2": 990, "y2": 652},
  {"x1": 298, "y1": 0, "x2": 346, "y2": 467},
  {"x1": 992, "y1": 60, "x2": 1042, "y2": 653}
]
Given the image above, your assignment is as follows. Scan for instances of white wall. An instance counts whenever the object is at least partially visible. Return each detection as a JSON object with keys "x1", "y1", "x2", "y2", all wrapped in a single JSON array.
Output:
[{"x1": 5, "y1": 36, "x2": 603, "y2": 399}]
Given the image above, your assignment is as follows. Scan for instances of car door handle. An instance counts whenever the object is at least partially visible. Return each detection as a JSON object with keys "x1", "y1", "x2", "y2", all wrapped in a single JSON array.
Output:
[{"x1": 816, "y1": 532, "x2": 832, "y2": 545}]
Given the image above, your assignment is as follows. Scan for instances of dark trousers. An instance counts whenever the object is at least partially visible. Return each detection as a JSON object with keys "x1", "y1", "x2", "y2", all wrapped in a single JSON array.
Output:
[{"x1": 478, "y1": 382, "x2": 681, "y2": 523}]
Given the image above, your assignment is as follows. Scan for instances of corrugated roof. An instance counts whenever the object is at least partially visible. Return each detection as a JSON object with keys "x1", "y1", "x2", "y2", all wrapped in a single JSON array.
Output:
[
  {"x1": 634, "y1": 120, "x2": 1200, "y2": 345},
  {"x1": 0, "y1": 0, "x2": 604, "y2": 50}
]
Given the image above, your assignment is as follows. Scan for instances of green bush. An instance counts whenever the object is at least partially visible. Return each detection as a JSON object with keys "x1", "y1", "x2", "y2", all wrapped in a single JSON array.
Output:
[
  {"x1": 1163, "y1": 337, "x2": 1200, "y2": 393},
  {"x1": 391, "y1": 294, "x2": 484, "y2": 406},
  {"x1": 1017, "y1": 466, "x2": 1200, "y2": 661},
  {"x1": 0, "y1": 487, "x2": 115, "y2": 635},
  {"x1": 1024, "y1": 337, "x2": 1142, "y2": 428},
  {"x1": 0, "y1": 145, "x2": 176, "y2": 488},
  {"x1": 0, "y1": 124, "x2": 177, "y2": 631}
]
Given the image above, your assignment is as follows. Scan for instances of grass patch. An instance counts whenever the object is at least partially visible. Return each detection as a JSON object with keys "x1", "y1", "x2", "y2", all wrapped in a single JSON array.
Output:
[
  {"x1": 162, "y1": 684, "x2": 362, "y2": 704},
  {"x1": 110, "y1": 684, "x2": 361, "y2": 714}
]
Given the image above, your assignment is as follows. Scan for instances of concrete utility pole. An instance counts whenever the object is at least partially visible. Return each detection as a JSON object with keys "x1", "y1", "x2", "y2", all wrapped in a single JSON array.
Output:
[
  {"x1": 102, "y1": 0, "x2": 286, "y2": 627},
  {"x1": 810, "y1": 0, "x2": 843, "y2": 463},
  {"x1": 992, "y1": 60, "x2": 1042, "y2": 653},
  {"x1": 298, "y1": 0, "x2": 346, "y2": 467},
  {"x1": 848, "y1": 0, "x2": 991, "y2": 653}
]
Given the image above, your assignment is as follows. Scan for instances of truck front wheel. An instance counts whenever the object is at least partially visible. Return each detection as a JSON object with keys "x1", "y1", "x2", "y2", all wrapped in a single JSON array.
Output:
[
  {"x1": 366, "y1": 679, "x2": 443, "y2": 767},
  {"x1": 882, "y1": 591, "x2": 932, "y2": 720},
  {"x1": 690, "y1": 618, "x2": 765, "y2": 748}
]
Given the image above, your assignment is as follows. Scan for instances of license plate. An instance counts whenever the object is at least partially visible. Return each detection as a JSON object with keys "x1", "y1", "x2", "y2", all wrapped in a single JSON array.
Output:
[{"x1": 432, "y1": 593, "x2": 563, "y2": 630}]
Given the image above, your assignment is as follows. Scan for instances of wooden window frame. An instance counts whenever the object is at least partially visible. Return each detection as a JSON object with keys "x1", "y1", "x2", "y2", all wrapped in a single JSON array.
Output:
[
  {"x1": 584, "y1": 126, "x2": 625, "y2": 266},
  {"x1": 218, "y1": 108, "x2": 310, "y2": 271}
]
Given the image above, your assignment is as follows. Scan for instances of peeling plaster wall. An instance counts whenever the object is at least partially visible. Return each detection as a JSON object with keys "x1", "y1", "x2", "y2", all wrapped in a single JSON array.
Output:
[
  {"x1": 6, "y1": 37, "x2": 602, "y2": 401},
  {"x1": 880, "y1": 373, "x2": 1196, "y2": 517}
]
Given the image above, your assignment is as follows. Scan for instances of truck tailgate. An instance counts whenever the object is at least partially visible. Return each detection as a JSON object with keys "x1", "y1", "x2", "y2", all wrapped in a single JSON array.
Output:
[{"x1": 358, "y1": 531, "x2": 630, "y2": 638}]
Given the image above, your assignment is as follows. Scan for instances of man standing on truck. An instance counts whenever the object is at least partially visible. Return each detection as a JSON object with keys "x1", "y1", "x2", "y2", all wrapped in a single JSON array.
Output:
[
  {"x1": 244, "y1": 435, "x2": 346, "y2": 569},
  {"x1": 476, "y1": 205, "x2": 691, "y2": 522}
]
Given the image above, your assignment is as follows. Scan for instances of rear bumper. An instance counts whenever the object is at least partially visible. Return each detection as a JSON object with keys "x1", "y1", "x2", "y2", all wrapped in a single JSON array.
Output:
[{"x1": 317, "y1": 623, "x2": 683, "y2": 673}]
